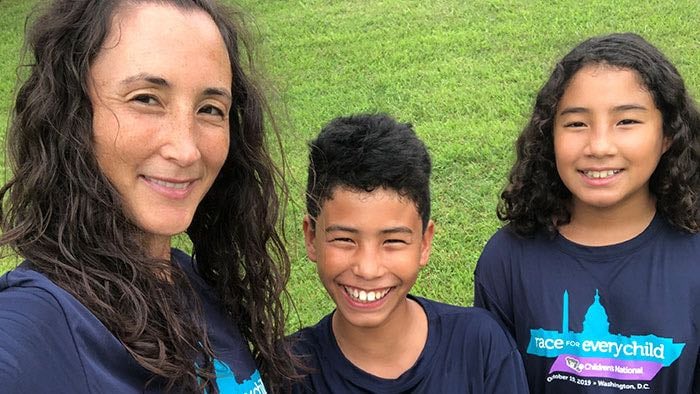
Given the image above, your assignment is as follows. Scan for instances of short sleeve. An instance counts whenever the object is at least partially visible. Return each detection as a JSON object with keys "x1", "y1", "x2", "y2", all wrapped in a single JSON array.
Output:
[
  {"x1": 462, "y1": 309, "x2": 527, "y2": 394},
  {"x1": 0, "y1": 285, "x2": 89, "y2": 393},
  {"x1": 484, "y1": 346, "x2": 529, "y2": 394},
  {"x1": 473, "y1": 229, "x2": 517, "y2": 336}
]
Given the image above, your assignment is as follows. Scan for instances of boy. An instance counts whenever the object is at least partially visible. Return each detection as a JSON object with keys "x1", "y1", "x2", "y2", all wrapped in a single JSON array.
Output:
[{"x1": 292, "y1": 114, "x2": 528, "y2": 393}]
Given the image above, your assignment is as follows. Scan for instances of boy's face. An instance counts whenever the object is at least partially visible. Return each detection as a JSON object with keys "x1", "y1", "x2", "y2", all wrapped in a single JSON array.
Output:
[{"x1": 303, "y1": 187, "x2": 434, "y2": 330}]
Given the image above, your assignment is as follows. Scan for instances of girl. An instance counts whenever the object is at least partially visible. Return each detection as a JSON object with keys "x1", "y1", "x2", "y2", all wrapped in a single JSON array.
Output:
[
  {"x1": 0, "y1": 0, "x2": 295, "y2": 392},
  {"x1": 474, "y1": 33, "x2": 699, "y2": 393}
]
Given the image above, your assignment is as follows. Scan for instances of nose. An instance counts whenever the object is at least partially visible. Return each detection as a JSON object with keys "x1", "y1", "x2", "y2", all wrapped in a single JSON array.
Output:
[
  {"x1": 160, "y1": 109, "x2": 201, "y2": 166},
  {"x1": 584, "y1": 125, "x2": 617, "y2": 158},
  {"x1": 351, "y1": 245, "x2": 385, "y2": 280}
]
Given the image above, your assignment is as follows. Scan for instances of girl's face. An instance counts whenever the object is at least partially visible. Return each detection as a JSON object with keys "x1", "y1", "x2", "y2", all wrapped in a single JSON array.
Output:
[
  {"x1": 89, "y1": 4, "x2": 232, "y2": 258},
  {"x1": 553, "y1": 65, "x2": 669, "y2": 216}
]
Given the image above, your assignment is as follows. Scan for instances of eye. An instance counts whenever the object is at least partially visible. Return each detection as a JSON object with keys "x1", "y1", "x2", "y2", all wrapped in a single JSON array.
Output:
[
  {"x1": 131, "y1": 94, "x2": 158, "y2": 105},
  {"x1": 330, "y1": 237, "x2": 354, "y2": 244},
  {"x1": 563, "y1": 121, "x2": 586, "y2": 128},
  {"x1": 617, "y1": 119, "x2": 640, "y2": 126},
  {"x1": 199, "y1": 105, "x2": 226, "y2": 117}
]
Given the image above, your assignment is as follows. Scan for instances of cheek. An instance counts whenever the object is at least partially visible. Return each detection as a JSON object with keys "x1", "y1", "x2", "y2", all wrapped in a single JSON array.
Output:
[
  {"x1": 92, "y1": 125, "x2": 124, "y2": 180},
  {"x1": 316, "y1": 247, "x2": 351, "y2": 276},
  {"x1": 315, "y1": 258, "x2": 337, "y2": 285},
  {"x1": 203, "y1": 132, "x2": 230, "y2": 171},
  {"x1": 552, "y1": 134, "x2": 568, "y2": 162},
  {"x1": 92, "y1": 107, "x2": 119, "y2": 156},
  {"x1": 92, "y1": 106, "x2": 154, "y2": 164},
  {"x1": 386, "y1": 249, "x2": 421, "y2": 274},
  {"x1": 619, "y1": 131, "x2": 666, "y2": 163},
  {"x1": 553, "y1": 135, "x2": 578, "y2": 176}
]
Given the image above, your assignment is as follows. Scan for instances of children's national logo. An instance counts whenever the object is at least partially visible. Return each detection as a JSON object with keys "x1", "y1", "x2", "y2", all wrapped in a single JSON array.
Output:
[{"x1": 526, "y1": 290, "x2": 685, "y2": 382}]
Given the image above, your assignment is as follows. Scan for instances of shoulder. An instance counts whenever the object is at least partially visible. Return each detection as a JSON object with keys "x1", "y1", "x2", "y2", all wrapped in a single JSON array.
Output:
[
  {"x1": 477, "y1": 227, "x2": 523, "y2": 267},
  {"x1": 475, "y1": 226, "x2": 556, "y2": 280},
  {"x1": 657, "y1": 218, "x2": 700, "y2": 246},
  {"x1": 482, "y1": 226, "x2": 521, "y2": 249},
  {"x1": 0, "y1": 265, "x2": 71, "y2": 328},
  {"x1": 641, "y1": 217, "x2": 700, "y2": 269},
  {"x1": 289, "y1": 313, "x2": 333, "y2": 358},
  {"x1": 418, "y1": 296, "x2": 513, "y2": 342},
  {"x1": 288, "y1": 313, "x2": 336, "y2": 391},
  {"x1": 416, "y1": 297, "x2": 524, "y2": 378},
  {"x1": 479, "y1": 226, "x2": 552, "y2": 259},
  {"x1": 0, "y1": 266, "x2": 88, "y2": 389}
]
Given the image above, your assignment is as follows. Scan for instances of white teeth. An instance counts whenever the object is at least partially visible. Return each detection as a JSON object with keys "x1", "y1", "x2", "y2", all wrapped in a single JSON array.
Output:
[
  {"x1": 344, "y1": 286, "x2": 391, "y2": 303},
  {"x1": 147, "y1": 177, "x2": 190, "y2": 189},
  {"x1": 584, "y1": 170, "x2": 619, "y2": 179}
]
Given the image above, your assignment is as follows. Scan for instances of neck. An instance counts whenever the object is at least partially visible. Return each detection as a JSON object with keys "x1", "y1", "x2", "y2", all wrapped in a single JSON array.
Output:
[
  {"x1": 146, "y1": 234, "x2": 172, "y2": 260},
  {"x1": 331, "y1": 296, "x2": 428, "y2": 379},
  {"x1": 145, "y1": 234, "x2": 174, "y2": 282},
  {"x1": 559, "y1": 193, "x2": 656, "y2": 246}
]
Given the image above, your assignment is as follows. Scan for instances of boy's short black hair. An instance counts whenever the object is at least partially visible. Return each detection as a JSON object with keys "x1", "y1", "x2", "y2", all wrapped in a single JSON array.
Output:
[{"x1": 306, "y1": 113, "x2": 432, "y2": 230}]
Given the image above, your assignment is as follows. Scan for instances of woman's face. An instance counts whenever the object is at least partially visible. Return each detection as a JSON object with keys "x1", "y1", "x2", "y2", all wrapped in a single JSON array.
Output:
[{"x1": 89, "y1": 3, "x2": 232, "y2": 258}]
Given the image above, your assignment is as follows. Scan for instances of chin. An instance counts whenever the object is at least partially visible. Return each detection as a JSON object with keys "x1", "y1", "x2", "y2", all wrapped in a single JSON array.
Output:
[
  {"x1": 579, "y1": 198, "x2": 622, "y2": 210},
  {"x1": 339, "y1": 313, "x2": 388, "y2": 329},
  {"x1": 140, "y1": 217, "x2": 195, "y2": 237}
]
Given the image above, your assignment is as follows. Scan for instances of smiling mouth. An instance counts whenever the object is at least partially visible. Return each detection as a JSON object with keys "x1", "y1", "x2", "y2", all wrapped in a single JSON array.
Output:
[
  {"x1": 342, "y1": 286, "x2": 392, "y2": 303},
  {"x1": 144, "y1": 176, "x2": 193, "y2": 189},
  {"x1": 581, "y1": 170, "x2": 621, "y2": 179}
]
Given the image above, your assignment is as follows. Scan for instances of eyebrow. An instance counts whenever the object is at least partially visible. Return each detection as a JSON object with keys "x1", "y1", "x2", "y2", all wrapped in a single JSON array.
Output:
[
  {"x1": 203, "y1": 87, "x2": 232, "y2": 101},
  {"x1": 325, "y1": 225, "x2": 358, "y2": 234},
  {"x1": 558, "y1": 104, "x2": 649, "y2": 116},
  {"x1": 380, "y1": 226, "x2": 413, "y2": 235},
  {"x1": 120, "y1": 73, "x2": 232, "y2": 100},
  {"x1": 120, "y1": 73, "x2": 169, "y2": 88},
  {"x1": 324, "y1": 225, "x2": 413, "y2": 235}
]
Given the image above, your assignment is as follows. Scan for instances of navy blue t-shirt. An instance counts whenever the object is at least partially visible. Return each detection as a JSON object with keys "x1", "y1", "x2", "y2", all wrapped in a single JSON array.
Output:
[
  {"x1": 474, "y1": 214, "x2": 700, "y2": 393},
  {"x1": 0, "y1": 248, "x2": 265, "y2": 393},
  {"x1": 290, "y1": 295, "x2": 528, "y2": 393}
]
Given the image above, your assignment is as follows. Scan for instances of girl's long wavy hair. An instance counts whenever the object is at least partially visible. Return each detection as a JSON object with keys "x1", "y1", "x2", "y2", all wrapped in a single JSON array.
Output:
[
  {"x1": 0, "y1": 0, "x2": 296, "y2": 391},
  {"x1": 499, "y1": 33, "x2": 700, "y2": 236}
]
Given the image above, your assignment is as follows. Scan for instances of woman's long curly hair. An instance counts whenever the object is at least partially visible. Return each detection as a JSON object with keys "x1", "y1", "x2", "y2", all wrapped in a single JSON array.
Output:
[
  {"x1": 0, "y1": 0, "x2": 296, "y2": 391},
  {"x1": 499, "y1": 33, "x2": 700, "y2": 236}
]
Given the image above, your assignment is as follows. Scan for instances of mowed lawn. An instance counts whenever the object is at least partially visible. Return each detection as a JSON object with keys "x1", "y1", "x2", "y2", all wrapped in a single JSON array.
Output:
[{"x1": 1, "y1": 0, "x2": 700, "y2": 329}]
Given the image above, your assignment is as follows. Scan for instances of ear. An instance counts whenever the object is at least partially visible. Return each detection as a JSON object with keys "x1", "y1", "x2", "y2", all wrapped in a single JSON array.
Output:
[
  {"x1": 302, "y1": 215, "x2": 318, "y2": 262},
  {"x1": 662, "y1": 134, "x2": 672, "y2": 154},
  {"x1": 418, "y1": 220, "x2": 435, "y2": 268}
]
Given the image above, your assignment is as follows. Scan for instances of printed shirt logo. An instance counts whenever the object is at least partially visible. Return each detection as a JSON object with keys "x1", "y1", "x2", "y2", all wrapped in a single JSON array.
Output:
[
  {"x1": 209, "y1": 359, "x2": 267, "y2": 394},
  {"x1": 526, "y1": 290, "x2": 685, "y2": 383}
]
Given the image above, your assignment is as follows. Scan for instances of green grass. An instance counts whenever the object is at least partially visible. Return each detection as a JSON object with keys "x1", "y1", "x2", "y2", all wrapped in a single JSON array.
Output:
[{"x1": 2, "y1": 0, "x2": 700, "y2": 330}]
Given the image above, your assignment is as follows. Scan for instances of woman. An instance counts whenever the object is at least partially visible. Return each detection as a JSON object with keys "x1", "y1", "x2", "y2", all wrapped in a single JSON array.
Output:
[{"x1": 0, "y1": 0, "x2": 295, "y2": 392}]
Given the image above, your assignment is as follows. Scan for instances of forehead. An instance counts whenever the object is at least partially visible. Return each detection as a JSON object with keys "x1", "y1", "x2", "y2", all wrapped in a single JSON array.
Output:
[
  {"x1": 319, "y1": 187, "x2": 421, "y2": 224},
  {"x1": 556, "y1": 64, "x2": 658, "y2": 114},
  {"x1": 97, "y1": 3, "x2": 230, "y2": 70},
  {"x1": 564, "y1": 65, "x2": 650, "y2": 100}
]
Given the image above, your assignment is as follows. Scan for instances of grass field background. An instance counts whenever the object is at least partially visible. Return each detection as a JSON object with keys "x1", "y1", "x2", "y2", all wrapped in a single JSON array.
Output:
[{"x1": 1, "y1": 0, "x2": 700, "y2": 330}]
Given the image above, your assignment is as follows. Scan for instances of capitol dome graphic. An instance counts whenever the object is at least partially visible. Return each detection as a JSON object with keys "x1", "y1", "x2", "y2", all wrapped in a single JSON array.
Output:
[{"x1": 582, "y1": 290, "x2": 609, "y2": 337}]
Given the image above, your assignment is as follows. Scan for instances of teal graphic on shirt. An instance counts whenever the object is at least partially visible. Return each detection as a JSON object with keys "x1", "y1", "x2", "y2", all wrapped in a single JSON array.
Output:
[
  {"x1": 206, "y1": 358, "x2": 266, "y2": 393},
  {"x1": 526, "y1": 290, "x2": 685, "y2": 381}
]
